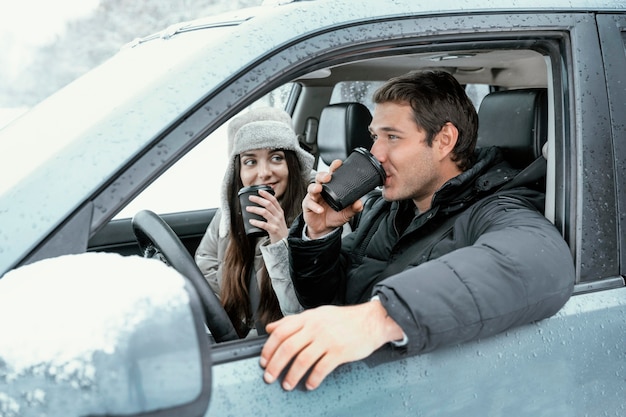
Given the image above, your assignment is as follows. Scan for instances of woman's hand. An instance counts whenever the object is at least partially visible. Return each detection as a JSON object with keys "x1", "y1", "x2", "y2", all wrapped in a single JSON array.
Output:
[{"x1": 247, "y1": 189, "x2": 289, "y2": 243}]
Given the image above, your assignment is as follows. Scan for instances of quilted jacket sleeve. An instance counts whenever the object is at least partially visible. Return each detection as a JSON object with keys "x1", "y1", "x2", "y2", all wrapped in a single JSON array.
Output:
[
  {"x1": 288, "y1": 215, "x2": 347, "y2": 307},
  {"x1": 374, "y1": 193, "x2": 575, "y2": 356}
]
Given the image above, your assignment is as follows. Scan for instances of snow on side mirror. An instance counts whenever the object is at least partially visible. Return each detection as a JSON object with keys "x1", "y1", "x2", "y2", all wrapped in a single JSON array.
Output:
[{"x1": 0, "y1": 252, "x2": 211, "y2": 417}]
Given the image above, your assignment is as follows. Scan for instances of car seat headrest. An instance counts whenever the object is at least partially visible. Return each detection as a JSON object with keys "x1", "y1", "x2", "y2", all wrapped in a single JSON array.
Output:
[
  {"x1": 317, "y1": 102, "x2": 373, "y2": 165},
  {"x1": 477, "y1": 89, "x2": 548, "y2": 169}
]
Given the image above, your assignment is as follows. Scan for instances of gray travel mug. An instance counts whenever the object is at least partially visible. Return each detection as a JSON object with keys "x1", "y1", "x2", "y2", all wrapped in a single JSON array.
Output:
[
  {"x1": 238, "y1": 184, "x2": 275, "y2": 236},
  {"x1": 320, "y1": 147, "x2": 386, "y2": 212}
]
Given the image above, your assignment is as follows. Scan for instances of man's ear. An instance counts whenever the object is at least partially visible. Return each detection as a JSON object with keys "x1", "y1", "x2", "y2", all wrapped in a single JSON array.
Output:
[{"x1": 435, "y1": 122, "x2": 458, "y2": 160}]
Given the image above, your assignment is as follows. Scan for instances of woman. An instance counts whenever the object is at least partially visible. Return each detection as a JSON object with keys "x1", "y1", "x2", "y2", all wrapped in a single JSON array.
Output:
[{"x1": 195, "y1": 108, "x2": 314, "y2": 338}]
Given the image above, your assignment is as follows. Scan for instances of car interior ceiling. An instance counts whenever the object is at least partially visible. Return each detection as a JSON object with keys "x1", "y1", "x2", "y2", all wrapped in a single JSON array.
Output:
[{"x1": 298, "y1": 49, "x2": 547, "y2": 88}]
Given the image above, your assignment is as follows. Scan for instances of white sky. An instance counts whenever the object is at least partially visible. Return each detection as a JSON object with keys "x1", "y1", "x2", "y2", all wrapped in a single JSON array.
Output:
[
  {"x1": 0, "y1": 0, "x2": 99, "y2": 46},
  {"x1": 0, "y1": 0, "x2": 99, "y2": 125},
  {"x1": 0, "y1": 0, "x2": 98, "y2": 78}
]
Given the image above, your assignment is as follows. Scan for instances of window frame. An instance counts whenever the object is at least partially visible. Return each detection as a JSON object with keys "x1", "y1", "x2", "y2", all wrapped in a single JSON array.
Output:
[
  {"x1": 88, "y1": 12, "x2": 616, "y2": 291},
  {"x1": 596, "y1": 14, "x2": 626, "y2": 281}
]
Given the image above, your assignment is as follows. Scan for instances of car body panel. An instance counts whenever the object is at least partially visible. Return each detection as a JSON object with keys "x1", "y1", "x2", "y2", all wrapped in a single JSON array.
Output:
[{"x1": 206, "y1": 287, "x2": 626, "y2": 416}]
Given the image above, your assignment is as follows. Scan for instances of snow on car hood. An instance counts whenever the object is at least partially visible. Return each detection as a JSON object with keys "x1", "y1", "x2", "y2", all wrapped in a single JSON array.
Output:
[{"x1": 0, "y1": 252, "x2": 204, "y2": 417}]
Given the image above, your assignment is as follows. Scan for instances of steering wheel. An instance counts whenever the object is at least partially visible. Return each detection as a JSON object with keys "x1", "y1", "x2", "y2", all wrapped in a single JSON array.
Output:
[{"x1": 132, "y1": 209, "x2": 239, "y2": 343}]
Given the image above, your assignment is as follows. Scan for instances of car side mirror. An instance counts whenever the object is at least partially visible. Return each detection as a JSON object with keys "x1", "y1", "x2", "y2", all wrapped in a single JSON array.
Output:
[{"x1": 0, "y1": 252, "x2": 211, "y2": 417}]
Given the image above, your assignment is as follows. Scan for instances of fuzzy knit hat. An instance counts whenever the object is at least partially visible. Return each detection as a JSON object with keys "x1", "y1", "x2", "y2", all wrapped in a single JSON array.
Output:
[
  {"x1": 226, "y1": 107, "x2": 293, "y2": 154},
  {"x1": 219, "y1": 108, "x2": 315, "y2": 236}
]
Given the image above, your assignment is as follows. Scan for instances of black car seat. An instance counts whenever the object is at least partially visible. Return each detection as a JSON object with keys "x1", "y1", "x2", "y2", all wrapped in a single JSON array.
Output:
[
  {"x1": 317, "y1": 102, "x2": 373, "y2": 168},
  {"x1": 476, "y1": 88, "x2": 548, "y2": 191}
]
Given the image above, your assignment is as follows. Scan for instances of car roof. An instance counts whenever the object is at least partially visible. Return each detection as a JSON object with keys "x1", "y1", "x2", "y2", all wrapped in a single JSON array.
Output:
[{"x1": 132, "y1": 0, "x2": 624, "y2": 47}]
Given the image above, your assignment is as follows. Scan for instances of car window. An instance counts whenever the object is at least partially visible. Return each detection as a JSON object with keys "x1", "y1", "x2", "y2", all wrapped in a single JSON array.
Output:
[
  {"x1": 465, "y1": 83, "x2": 491, "y2": 108},
  {"x1": 329, "y1": 81, "x2": 385, "y2": 113},
  {"x1": 115, "y1": 84, "x2": 294, "y2": 219},
  {"x1": 320, "y1": 80, "x2": 490, "y2": 172},
  {"x1": 330, "y1": 81, "x2": 490, "y2": 112}
]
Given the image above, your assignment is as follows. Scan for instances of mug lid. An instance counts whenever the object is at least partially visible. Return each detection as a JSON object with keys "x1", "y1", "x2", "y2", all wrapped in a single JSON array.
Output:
[
  {"x1": 352, "y1": 147, "x2": 386, "y2": 181},
  {"x1": 238, "y1": 184, "x2": 275, "y2": 196}
]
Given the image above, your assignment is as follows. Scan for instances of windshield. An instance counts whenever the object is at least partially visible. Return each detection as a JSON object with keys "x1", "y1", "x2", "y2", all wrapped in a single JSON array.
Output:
[
  {"x1": 0, "y1": 24, "x2": 238, "y2": 275},
  {"x1": 0, "y1": 24, "x2": 238, "y2": 197}
]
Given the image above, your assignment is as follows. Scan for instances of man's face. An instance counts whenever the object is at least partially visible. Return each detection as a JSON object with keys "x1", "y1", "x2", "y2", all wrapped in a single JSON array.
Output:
[{"x1": 369, "y1": 101, "x2": 444, "y2": 211}]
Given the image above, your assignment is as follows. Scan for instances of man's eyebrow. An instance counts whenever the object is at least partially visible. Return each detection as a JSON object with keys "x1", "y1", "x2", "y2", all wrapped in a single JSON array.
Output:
[{"x1": 369, "y1": 126, "x2": 402, "y2": 133}]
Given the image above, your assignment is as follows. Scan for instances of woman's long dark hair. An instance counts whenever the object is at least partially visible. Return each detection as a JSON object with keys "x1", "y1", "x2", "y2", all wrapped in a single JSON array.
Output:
[{"x1": 221, "y1": 149, "x2": 308, "y2": 337}]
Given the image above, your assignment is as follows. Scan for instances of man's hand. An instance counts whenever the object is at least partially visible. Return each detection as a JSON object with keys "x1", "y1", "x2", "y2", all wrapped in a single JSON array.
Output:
[
  {"x1": 303, "y1": 159, "x2": 363, "y2": 239},
  {"x1": 259, "y1": 299, "x2": 405, "y2": 391}
]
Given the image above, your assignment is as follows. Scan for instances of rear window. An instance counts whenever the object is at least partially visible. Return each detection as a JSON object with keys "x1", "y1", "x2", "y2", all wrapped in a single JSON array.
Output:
[{"x1": 330, "y1": 81, "x2": 489, "y2": 111}]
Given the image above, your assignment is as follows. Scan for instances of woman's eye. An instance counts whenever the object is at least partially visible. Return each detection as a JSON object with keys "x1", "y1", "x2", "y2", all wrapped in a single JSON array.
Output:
[{"x1": 242, "y1": 159, "x2": 256, "y2": 166}]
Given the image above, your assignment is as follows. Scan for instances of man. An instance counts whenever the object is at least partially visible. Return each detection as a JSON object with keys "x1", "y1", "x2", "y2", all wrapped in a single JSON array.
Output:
[{"x1": 259, "y1": 71, "x2": 574, "y2": 391}]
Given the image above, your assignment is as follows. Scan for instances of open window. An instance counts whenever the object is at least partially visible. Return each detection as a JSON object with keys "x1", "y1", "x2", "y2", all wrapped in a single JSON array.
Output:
[
  {"x1": 115, "y1": 85, "x2": 296, "y2": 219},
  {"x1": 289, "y1": 46, "x2": 558, "y2": 224}
]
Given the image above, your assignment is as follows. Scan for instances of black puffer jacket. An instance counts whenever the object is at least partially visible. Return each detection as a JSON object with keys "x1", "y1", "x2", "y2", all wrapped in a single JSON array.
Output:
[{"x1": 288, "y1": 147, "x2": 575, "y2": 355}]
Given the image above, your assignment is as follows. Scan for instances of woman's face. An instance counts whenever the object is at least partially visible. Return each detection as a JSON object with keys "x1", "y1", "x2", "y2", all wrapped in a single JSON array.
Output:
[{"x1": 239, "y1": 149, "x2": 289, "y2": 199}]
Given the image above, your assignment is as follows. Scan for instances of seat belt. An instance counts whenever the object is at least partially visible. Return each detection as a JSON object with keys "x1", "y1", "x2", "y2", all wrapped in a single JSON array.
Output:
[
  {"x1": 248, "y1": 267, "x2": 266, "y2": 335},
  {"x1": 499, "y1": 155, "x2": 547, "y2": 191}
]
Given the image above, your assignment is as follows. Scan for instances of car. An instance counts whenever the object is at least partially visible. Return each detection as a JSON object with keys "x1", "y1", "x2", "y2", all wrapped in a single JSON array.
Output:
[{"x1": 1, "y1": 0, "x2": 625, "y2": 415}]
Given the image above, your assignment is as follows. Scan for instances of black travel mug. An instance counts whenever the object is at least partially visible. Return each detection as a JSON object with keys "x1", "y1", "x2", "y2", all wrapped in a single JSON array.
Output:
[
  {"x1": 238, "y1": 184, "x2": 275, "y2": 236},
  {"x1": 320, "y1": 147, "x2": 386, "y2": 212}
]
